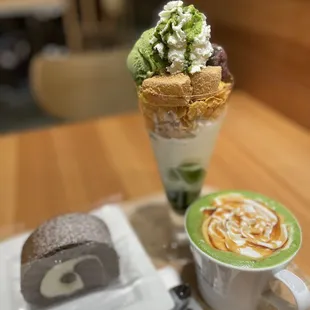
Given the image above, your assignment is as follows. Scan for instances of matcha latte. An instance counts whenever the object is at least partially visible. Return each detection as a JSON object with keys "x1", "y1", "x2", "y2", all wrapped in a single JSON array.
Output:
[{"x1": 186, "y1": 191, "x2": 301, "y2": 269}]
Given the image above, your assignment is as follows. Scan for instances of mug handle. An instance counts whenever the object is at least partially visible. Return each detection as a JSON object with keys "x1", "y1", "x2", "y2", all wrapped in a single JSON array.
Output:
[{"x1": 263, "y1": 269, "x2": 310, "y2": 310}]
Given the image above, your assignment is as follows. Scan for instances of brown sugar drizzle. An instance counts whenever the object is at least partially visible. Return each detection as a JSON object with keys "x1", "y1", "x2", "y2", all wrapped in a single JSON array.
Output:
[{"x1": 201, "y1": 194, "x2": 289, "y2": 259}]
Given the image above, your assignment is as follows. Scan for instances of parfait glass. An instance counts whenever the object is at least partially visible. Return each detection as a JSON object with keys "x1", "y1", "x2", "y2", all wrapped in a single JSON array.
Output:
[{"x1": 133, "y1": 81, "x2": 233, "y2": 262}]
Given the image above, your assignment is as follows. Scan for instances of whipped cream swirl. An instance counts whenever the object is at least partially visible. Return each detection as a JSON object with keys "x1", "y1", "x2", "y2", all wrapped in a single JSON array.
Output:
[
  {"x1": 201, "y1": 194, "x2": 289, "y2": 259},
  {"x1": 151, "y1": 1, "x2": 213, "y2": 74}
]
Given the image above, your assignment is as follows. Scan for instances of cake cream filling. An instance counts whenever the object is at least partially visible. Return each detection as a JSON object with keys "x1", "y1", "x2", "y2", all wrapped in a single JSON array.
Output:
[
  {"x1": 150, "y1": 1, "x2": 213, "y2": 74},
  {"x1": 40, "y1": 255, "x2": 102, "y2": 298},
  {"x1": 202, "y1": 194, "x2": 289, "y2": 259}
]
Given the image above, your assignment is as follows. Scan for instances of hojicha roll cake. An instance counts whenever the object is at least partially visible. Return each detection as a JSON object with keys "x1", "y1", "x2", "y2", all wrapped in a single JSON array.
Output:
[{"x1": 21, "y1": 213, "x2": 119, "y2": 307}]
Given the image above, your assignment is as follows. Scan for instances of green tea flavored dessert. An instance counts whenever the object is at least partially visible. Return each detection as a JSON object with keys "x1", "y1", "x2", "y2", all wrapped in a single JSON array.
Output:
[
  {"x1": 127, "y1": 1, "x2": 233, "y2": 214},
  {"x1": 186, "y1": 191, "x2": 302, "y2": 269}
]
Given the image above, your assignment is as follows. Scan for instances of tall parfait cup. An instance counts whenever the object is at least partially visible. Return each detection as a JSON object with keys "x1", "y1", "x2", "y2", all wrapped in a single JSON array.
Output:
[
  {"x1": 140, "y1": 79, "x2": 232, "y2": 214},
  {"x1": 127, "y1": 1, "x2": 233, "y2": 260},
  {"x1": 138, "y1": 74, "x2": 233, "y2": 258}
]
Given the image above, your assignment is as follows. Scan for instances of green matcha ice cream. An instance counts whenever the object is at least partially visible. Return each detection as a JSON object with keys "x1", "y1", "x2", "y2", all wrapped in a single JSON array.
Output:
[
  {"x1": 127, "y1": 1, "x2": 214, "y2": 84},
  {"x1": 127, "y1": 28, "x2": 167, "y2": 85}
]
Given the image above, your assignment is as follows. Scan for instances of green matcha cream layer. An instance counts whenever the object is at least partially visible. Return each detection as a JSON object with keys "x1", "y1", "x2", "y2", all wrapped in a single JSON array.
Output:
[
  {"x1": 186, "y1": 191, "x2": 301, "y2": 269},
  {"x1": 127, "y1": 1, "x2": 213, "y2": 85}
]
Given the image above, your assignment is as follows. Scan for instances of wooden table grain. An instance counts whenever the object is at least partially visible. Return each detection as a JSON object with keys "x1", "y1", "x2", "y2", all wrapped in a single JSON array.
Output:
[{"x1": 0, "y1": 90, "x2": 310, "y2": 273}]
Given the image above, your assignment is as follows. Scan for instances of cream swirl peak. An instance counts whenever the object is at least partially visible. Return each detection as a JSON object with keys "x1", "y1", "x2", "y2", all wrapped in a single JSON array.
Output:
[
  {"x1": 201, "y1": 193, "x2": 289, "y2": 259},
  {"x1": 150, "y1": 1, "x2": 213, "y2": 74}
]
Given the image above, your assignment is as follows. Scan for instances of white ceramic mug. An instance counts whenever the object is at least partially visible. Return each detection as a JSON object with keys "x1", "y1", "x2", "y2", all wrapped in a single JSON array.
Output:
[{"x1": 187, "y1": 234, "x2": 310, "y2": 310}]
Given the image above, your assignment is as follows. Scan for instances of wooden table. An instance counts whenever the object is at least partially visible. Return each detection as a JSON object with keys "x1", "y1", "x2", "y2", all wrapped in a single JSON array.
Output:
[{"x1": 0, "y1": 90, "x2": 310, "y2": 273}]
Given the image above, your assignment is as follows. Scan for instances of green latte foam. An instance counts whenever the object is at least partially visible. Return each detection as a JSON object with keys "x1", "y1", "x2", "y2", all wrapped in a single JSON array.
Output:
[{"x1": 186, "y1": 190, "x2": 302, "y2": 269}]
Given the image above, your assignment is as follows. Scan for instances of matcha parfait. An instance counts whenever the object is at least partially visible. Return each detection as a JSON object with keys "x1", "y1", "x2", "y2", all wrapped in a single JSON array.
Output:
[{"x1": 127, "y1": 1, "x2": 233, "y2": 215}]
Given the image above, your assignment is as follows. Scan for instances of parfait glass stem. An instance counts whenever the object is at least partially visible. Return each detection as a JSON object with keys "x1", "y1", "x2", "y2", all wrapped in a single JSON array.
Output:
[
  {"x1": 165, "y1": 204, "x2": 195, "y2": 263},
  {"x1": 169, "y1": 208, "x2": 188, "y2": 247}
]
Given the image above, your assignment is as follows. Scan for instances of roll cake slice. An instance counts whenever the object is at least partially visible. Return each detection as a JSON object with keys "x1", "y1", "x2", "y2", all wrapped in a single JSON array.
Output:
[{"x1": 20, "y1": 213, "x2": 120, "y2": 307}]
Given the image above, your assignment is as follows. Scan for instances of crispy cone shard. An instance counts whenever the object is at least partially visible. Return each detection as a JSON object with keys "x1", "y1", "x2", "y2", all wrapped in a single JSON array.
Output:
[
  {"x1": 140, "y1": 73, "x2": 192, "y2": 107},
  {"x1": 139, "y1": 66, "x2": 232, "y2": 135},
  {"x1": 191, "y1": 66, "x2": 222, "y2": 97},
  {"x1": 140, "y1": 66, "x2": 222, "y2": 107}
]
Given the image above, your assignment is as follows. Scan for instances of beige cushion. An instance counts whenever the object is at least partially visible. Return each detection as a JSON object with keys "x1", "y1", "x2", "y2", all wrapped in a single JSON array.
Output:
[{"x1": 30, "y1": 49, "x2": 137, "y2": 120}]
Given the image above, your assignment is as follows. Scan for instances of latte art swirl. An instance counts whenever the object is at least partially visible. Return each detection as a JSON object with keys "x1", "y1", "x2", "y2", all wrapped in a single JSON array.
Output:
[{"x1": 201, "y1": 194, "x2": 289, "y2": 259}]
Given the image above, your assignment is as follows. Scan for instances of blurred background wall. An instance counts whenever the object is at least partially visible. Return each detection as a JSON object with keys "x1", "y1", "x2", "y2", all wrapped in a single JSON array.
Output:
[
  {"x1": 191, "y1": 0, "x2": 310, "y2": 128},
  {"x1": 0, "y1": 0, "x2": 309, "y2": 133}
]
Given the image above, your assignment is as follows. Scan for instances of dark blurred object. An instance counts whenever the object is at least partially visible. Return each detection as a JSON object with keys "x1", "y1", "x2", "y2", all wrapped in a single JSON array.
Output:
[
  {"x1": 191, "y1": 0, "x2": 310, "y2": 129},
  {"x1": 0, "y1": 83, "x2": 60, "y2": 133},
  {"x1": 0, "y1": 30, "x2": 30, "y2": 86},
  {"x1": 131, "y1": 0, "x2": 163, "y2": 33},
  {"x1": 25, "y1": 17, "x2": 65, "y2": 53},
  {"x1": 0, "y1": 17, "x2": 65, "y2": 87},
  {"x1": 0, "y1": 14, "x2": 65, "y2": 133},
  {"x1": 170, "y1": 284, "x2": 191, "y2": 310},
  {"x1": 0, "y1": 19, "x2": 30, "y2": 88},
  {"x1": 207, "y1": 43, "x2": 231, "y2": 82}
]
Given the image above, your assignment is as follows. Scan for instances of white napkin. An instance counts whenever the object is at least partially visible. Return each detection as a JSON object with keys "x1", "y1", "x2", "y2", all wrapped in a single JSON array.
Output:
[{"x1": 0, "y1": 205, "x2": 174, "y2": 310}]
